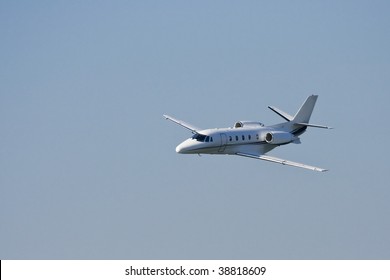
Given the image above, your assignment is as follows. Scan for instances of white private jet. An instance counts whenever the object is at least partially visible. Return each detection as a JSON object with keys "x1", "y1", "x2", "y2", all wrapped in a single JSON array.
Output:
[{"x1": 164, "y1": 95, "x2": 331, "y2": 172}]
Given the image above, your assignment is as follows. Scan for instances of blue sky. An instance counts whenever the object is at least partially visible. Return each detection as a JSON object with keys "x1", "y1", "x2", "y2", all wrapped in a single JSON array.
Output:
[{"x1": 1, "y1": 0, "x2": 390, "y2": 259}]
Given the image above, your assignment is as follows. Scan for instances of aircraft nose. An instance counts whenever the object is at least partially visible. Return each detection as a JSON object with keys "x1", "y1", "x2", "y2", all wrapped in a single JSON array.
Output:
[
  {"x1": 175, "y1": 143, "x2": 183, "y2": 153},
  {"x1": 175, "y1": 140, "x2": 190, "y2": 154}
]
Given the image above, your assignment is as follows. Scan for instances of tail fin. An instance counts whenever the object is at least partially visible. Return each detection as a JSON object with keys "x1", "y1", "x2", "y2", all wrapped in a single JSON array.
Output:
[
  {"x1": 293, "y1": 95, "x2": 332, "y2": 129},
  {"x1": 292, "y1": 95, "x2": 318, "y2": 123},
  {"x1": 269, "y1": 95, "x2": 332, "y2": 129}
]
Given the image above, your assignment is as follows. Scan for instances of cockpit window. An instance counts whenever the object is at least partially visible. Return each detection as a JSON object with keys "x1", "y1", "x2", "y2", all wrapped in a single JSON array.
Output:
[{"x1": 192, "y1": 133, "x2": 207, "y2": 142}]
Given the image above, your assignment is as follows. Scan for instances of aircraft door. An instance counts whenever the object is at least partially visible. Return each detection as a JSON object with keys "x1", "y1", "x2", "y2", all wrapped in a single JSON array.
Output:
[{"x1": 218, "y1": 133, "x2": 227, "y2": 153}]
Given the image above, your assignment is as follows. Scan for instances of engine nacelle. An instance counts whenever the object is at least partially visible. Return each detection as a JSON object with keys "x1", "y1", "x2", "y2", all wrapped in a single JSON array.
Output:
[
  {"x1": 265, "y1": 131, "x2": 294, "y2": 145},
  {"x1": 234, "y1": 121, "x2": 264, "y2": 128}
]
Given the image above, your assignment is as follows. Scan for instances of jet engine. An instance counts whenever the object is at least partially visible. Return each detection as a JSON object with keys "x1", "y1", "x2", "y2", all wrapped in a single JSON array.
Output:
[
  {"x1": 234, "y1": 121, "x2": 264, "y2": 128},
  {"x1": 265, "y1": 131, "x2": 294, "y2": 145}
]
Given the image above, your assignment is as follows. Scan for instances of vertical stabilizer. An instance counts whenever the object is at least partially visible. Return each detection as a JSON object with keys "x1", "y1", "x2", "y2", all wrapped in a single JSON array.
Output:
[{"x1": 292, "y1": 95, "x2": 318, "y2": 123}]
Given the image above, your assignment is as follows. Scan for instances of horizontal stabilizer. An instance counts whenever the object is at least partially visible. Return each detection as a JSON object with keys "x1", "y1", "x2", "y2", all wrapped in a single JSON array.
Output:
[
  {"x1": 296, "y1": 123, "x2": 333, "y2": 129},
  {"x1": 268, "y1": 106, "x2": 293, "y2": 121},
  {"x1": 236, "y1": 152, "x2": 328, "y2": 172}
]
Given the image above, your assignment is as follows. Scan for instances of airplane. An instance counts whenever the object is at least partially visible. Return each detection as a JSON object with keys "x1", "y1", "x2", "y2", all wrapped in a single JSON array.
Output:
[{"x1": 163, "y1": 95, "x2": 331, "y2": 172}]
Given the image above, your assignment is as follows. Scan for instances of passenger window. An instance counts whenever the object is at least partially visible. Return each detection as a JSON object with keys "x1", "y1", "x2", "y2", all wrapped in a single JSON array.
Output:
[
  {"x1": 256, "y1": 134, "x2": 259, "y2": 140},
  {"x1": 242, "y1": 135, "x2": 245, "y2": 140},
  {"x1": 229, "y1": 136, "x2": 232, "y2": 141},
  {"x1": 248, "y1": 135, "x2": 251, "y2": 140},
  {"x1": 235, "y1": 136, "x2": 239, "y2": 141}
]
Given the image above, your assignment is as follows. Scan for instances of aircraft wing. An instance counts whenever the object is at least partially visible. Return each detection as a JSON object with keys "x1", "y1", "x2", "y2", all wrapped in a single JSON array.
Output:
[
  {"x1": 236, "y1": 152, "x2": 328, "y2": 172},
  {"x1": 163, "y1": 114, "x2": 200, "y2": 134}
]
